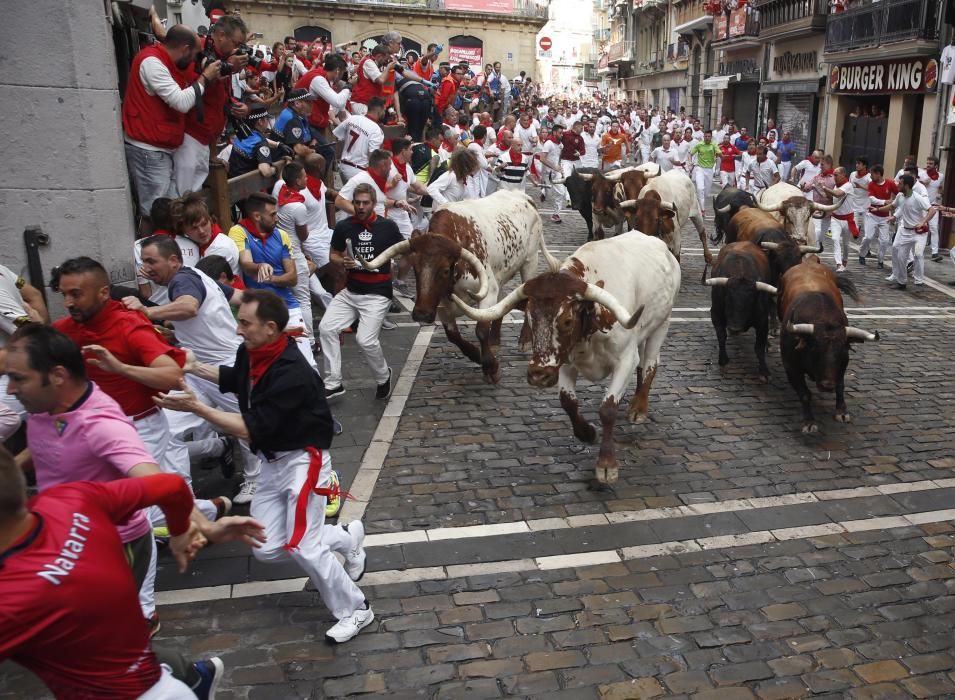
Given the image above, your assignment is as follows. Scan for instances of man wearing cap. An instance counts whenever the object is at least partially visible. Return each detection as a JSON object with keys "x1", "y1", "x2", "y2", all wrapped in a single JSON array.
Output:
[
  {"x1": 174, "y1": 14, "x2": 251, "y2": 195},
  {"x1": 228, "y1": 104, "x2": 285, "y2": 178},
  {"x1": 274, "y1": 88, "x2": 320, "y2": 158},
  {"x1": 122, "y1": 25, "x2": 222, "y2": 220}
]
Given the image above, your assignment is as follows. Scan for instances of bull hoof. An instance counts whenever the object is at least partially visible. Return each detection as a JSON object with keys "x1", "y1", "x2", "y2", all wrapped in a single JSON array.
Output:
[
  {"x1": 835, "y1": 412, "x2": 852, "y2": 423},
  {"x1": 482, "y1": 367, "x2": 502, "y2": 385},
  {"x1": 628, "y1": 410, "x2": 649, "y2": 424},
  {"x1": 718, "y1": 354, "x2": 730, "y2": 367},
  {"x1": 588, "y1": 478, "x2": 613, "y2": 492},
  {"x1": 575, "y1": 424, "x2": 597, "y2": 444},
  {"x1": 801, "y1": 422, "x2": 819, "y2": 434}
]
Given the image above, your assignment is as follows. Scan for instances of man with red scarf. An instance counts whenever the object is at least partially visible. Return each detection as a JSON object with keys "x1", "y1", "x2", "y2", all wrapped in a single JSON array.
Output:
[
  {"x1": 156, "y1": 289, "x2": 373, "y2": 645},
  {"x1": 319, "y1": 184, "x2": 404, "y2": 402},
  {"x1": 809, "y1": 155, "x2": 836, "y2": 244},
  {"x1": 334, "y1": 149, "x2": 409, "y2": 223}
]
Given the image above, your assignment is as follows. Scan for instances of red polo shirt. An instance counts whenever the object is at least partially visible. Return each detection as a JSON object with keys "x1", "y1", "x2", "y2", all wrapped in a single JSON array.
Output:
[{"x1": 54, "y1": 301, "x2": 185, "y2": 417}]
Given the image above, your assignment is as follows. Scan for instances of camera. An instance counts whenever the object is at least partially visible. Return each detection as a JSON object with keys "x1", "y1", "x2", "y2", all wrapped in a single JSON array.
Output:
[
  {"x1": 197, "y1": 41, "x2": 261, "y2": 76},
  {"x1": 234, "y1": 43, "x2": 263, "y2": 70}
]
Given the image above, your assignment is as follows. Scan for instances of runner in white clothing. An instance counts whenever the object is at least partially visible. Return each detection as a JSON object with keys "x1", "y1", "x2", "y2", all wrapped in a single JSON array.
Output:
[
  {"x1": 387, "y1": 138, "x2": 429, "y2": 238},
  {"x1": 920, "y1": 156, "x2": 945, "y2": 260},
  {"x1": 849, "y1": 158, "x2": 872, "y2": 243},
  {"x1": 333, "y1": 97, "x2": 385, "y2": 182},
  {"x1": 792, "y1": 152, "x2": 822, "y2": 200},
  {"x1": 580, "y1": 122, "x2": 601, "y2": 169},
  {"x1": 815, "y1": 168, "x2": 856, "y2": 272},
  {"x1": 876, "y1": 174, "x2": 931, "y2": 288}
]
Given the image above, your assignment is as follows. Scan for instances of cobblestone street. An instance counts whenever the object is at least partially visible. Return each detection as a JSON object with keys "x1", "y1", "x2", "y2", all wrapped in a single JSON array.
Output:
[{"x1": 4, "y1": 199, "x2": 955, "y2": 699}]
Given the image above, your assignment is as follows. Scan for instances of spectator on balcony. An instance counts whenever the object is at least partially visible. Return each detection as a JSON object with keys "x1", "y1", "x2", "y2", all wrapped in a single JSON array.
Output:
[{"x1": 122, "y1": 25, "x2": 221, "y2": 222}]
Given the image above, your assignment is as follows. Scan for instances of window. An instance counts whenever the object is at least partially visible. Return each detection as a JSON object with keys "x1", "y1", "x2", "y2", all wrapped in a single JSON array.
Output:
[{"x1": 174, "y1": 12, "x2": 182, "y2": 24}]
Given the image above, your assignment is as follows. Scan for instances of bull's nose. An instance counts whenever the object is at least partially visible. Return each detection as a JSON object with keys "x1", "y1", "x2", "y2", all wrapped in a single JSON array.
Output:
[
  {"x1": 411, "y1": 308, "x2": 435, "y2": 324},
  {"x1": 527, "y1": 366, "x2": 558, "y2": 388}
]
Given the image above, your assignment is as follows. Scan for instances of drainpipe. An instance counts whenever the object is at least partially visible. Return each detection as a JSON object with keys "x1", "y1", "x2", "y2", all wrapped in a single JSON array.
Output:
[{"x1": 930, "y1": 21, "x2": 951, "y2": 159}]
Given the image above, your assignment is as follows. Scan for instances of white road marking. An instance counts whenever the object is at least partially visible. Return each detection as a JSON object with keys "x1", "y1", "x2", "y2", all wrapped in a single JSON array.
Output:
[{"x1": 155, "y1": 506, "x2": 955, "y2": 605}]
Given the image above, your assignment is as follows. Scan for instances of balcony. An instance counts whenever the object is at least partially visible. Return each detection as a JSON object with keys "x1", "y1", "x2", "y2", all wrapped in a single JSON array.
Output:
[
  {"x1": 825, "y1": 0, "x2": 939, "y2": 54},
  {"x1": 607, "y1": 39, "x2": 634, "y2": 63},
  {"x1": 712, "y1": 6, "x2": 760, "y2": 48},
  {"x1": 673, "y1": 0, "x2": 713, "y2": 35},
  {"x1": 755, "y1": 0, "x2": 826, "y2": 40},
  {"x1": 666, "y1": 41, "x2": 689, "y2": 62},
  {"x1": 593, "y1": 27, "x2": 611, "y2": 42},
  {"x1": 584, "y1": 63, "x2": 602, "y2": 81},
  {"x1": 345, "y1": 0, "x2": 551, "y2": 18}
]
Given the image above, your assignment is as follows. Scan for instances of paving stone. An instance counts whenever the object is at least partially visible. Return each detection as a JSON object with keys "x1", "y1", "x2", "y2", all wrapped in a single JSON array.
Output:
[
  {"x1": 813, "y1": 648, "x2": 861, "y2": 669},
  {"x1": 768, "y1": 656, "x2": 817, "y2": 677},
  {"x1": 465, "y1": 620, "x2": 514, "y2": 640},
  {"x1": 434, "y1": 678, "x2": 501, "y2": 699},
  {"x1": 514, "y1": 615, "x2": 575, "y2": 635},
  {"x1": 384, "y1": 664, "x2": 456, "y2": 689},
  {"x1": 901, "y1": 653, "x2": 955, "y2": 675},
  {"x1": 460, "y1": 658, "x2": 523, "y2": 678},
  {"x1": 524, "y1": 650, "x2": 587, "y2": 672},
  {"x1": 901, "y1": 674, "x2": 955, "y2": 698},
  {"x1": 692, "y1": 689, "x2": 757, "y2": 700},
  {"x1": 453, "y1": 590, "x2": 500, "y2": 605},
  {"x1": 761, "y1": 603, "x2": 807, "y2": 621},
  {"x1": 710, "y1": 661, "x2": 775, "y2": 686},
  {"x1": 853, "y1": 660, "x2": 909, "y2": 684},
  {"x1": 500, "y1": 671, "x2": 561, "y2": 695},
  {"x1": 561, "y1": 664, "x2": 627, "y2": 688},
  {"x1": 663, "y1": 670, "x2": 713, "y2": 693},
  {"x1": 802, "y1": 669, "x2": 861, "y2": 693},
  {"x1": 597, "y1": 678, "x2": 665, "y2": 699},
  {"x1": 847, "y1": 683, "x2": 909, "y2": 700},
  {"x1": 754, "y1": 678, "x2": 811, "y2": 700},
  {"x1": 425, "y1": 642, "x2": 492, "y2": 664},
  {"x1": 323, "y1": 672, "x2": 387, "y2": 696}
]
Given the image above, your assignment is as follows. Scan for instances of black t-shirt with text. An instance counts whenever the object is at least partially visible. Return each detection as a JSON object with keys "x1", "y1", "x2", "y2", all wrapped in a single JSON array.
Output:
[{"x1": 331, "y1": 215, "x2": 404, "y2": 298}]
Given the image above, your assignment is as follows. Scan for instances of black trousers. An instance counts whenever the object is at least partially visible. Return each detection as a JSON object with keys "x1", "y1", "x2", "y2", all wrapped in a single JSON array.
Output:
[{"x1": 403, "y1": 97, "x2": 432, "y2": 142}]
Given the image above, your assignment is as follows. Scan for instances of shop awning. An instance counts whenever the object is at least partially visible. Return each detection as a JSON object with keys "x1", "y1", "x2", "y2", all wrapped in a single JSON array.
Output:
[
  {"x1": 761, "y1": 79, "x2": 823, "y2": 94},
  {"x1": 673, "y1": 14, "x2": 713, "y2": 35},
  {"x1": 702, "y1": 74, "x2": 736, "y2": 91}
]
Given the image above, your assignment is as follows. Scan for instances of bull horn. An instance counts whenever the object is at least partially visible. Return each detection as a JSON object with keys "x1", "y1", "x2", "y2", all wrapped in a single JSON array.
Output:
[
  {"x1": 603, "y1": 168, "x2": 630, "y2": 181},
  {"x1": 799, "y1": 243, "x2": 822, "y2": 254},
  {"x1": 458, "y1": 246, "x2": 490, "y2": 300},
  {"x1": 659, "y1": 200, "x2": 676, "y2": 212},
  {"x1": 760, "y1": 242, "x2": 780, "y2": 251},
  {"x1": 787, "y1": 322, "x2": 815, "y2": 335},
  {"x1": 357, "y1": 239, "x2": 411, "y2": 270},
  {"x1": 756, "y1": 199, "x2": 782, "y2": 213},
  {"x1": 810, "y1": 200, "x2": 840, "y2": 214},
  {"x1": 716, "y1": 203, "x2": 732, "y2": 214},
  {"x1": 577, "y1": 173, "x2": 595, "y2": 181},
  {"x1": 846, "y1": 326, "x2": 879, "y2": 341},
  {"x1": 755, "y1": 282, "x2": 778, "y2": 295},
  {"x1": 613, "y1": 181, "x2": 626, "y2": 203},
  {"x1": 450, "y1": 284, "x2": 526, "y2": 322},
  {"x1": 703, "y1": 277, "x2": 730, "y2": 287},
  {"x1": 618, "y1": 198, "x2": 638, "y2": 209},
  {"x1": 581, "y1": 283, "x2": 644, "y2": 329}
]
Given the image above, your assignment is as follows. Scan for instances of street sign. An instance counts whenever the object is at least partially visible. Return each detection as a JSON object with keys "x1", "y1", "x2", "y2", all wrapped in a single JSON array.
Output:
[{"x1": 539, "y1": 36, "x2": 552, "y2": 51}]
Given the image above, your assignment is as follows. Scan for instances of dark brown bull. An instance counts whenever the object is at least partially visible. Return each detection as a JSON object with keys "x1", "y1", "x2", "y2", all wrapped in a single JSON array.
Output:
[
  {"x1": 778, "y1": 256, "x2": 878, "y2": 434},
  {"x1": 703, "y1": 242, "x2": 778, "y2": 380},
  {"x1": 727, "y1": 208, "x2": 820, "y2": 286},
  {"x1": 577, "y1": 168, "x2": 655, "y2": 239}
]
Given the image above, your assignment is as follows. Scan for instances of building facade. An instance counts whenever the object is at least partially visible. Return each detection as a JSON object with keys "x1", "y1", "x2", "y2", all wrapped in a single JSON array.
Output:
[{"x1": 230, "y1": 0, "x2": 548, "y2": 81}]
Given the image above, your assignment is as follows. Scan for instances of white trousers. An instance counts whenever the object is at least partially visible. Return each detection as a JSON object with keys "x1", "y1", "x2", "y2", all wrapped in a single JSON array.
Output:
[
  {"x1": 830, "y1": 216, "x2": 852, "y2": 267},
  {"x1": 138, "y1": 666, "x2": 195, "y2": 699},
  {"x1": 640, "y1": 145, "x2": 651, "y2": 165},
  {"x1": 251, "y1": 448, "x2": 365, "y2": 620},
  {"x1": 778, "y1": 161, "x2": 792, "y2": 183},
  {"x1": 928, "y1": 211, "x2": 940, "y2": 255},
  {"x1": 288, "y1": 239, "x2": 314, "y2": 338},
  {"x1": 694, "y1": 168, "x2": 714, "y2": 213},
  {"x1": 861, "y1": 214, "x2": 892, "y2": 263},
  {"x1": 163, "y1": 374, "x2": 261, "y2": 481},
  {"x1": 319, "y1": 289, "x2": 391, "y2": 388},
  {"x1": 303, "y1": 231, "x2": 334, "y2": 308},
  {"x1": 287, "y1": 307, "x2": 317, "y2": 369},
  {"x1": 545, "y1": 165, "x2": 565, "y2": 214},
  {"x1": 891, "y1": 228, "x2": 926, "y2": 285},
  {"x1": 172, "y1": 133, "x2": 211, "y2": 196},
  {"x1": 339, "y1": 163, "x2": 364, "y2": 184},
  {"x1": 559, "y1": 160, "x2": 577, "y2": 205},
  {"x1": 719, "y1": 171, "x2": 736, "y2": 188},
  {"x1": 138, "y1": 534, "x2": 158, "y2": 619}
]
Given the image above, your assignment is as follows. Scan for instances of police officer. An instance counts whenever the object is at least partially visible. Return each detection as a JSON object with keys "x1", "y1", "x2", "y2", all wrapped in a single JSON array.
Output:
[
  {"x1": 273, "y1": 88, "x2": 318, "y2": 158},
  {"x1": 228, "y1": 105, "x2": 291, "y2": 178}
]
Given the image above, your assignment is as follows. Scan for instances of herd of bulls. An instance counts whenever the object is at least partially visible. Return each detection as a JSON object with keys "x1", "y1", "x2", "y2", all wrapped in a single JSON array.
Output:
[{"x1": 357, "y1": 173, "x2": 880, "y2": 488}]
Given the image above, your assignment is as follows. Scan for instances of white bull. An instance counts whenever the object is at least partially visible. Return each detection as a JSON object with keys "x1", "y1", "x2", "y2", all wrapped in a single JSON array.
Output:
[
  {"x1": 618, "y1": 169, "x2": 713, "y2": 264},
  {"x1": 754, "y1": 182, "x2": 839, "y2": 245},
  {"x1": 356, "y1": 189, "x2": 560, "y2": 384},
  {"x1": 451, "y1": 231, "x2": 681, "y2": 486}
]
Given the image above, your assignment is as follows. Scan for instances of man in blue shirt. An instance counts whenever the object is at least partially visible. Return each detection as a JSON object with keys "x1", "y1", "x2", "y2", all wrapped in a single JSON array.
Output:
[
  {"x1": 776, "y1": 130, "x2": 797, "y2": 183},
  {"x1": 228, "y1": 192, "x2": 316, "y2": 367},
  {"x1": 273, "y1": 88, "x2": 319, "y2": 158},
  {"x1": 733, "y1": 126, "x2": 751, "y2": 153}
]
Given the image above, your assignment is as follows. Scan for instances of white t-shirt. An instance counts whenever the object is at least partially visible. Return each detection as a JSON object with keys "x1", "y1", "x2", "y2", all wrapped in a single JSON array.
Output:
[
  {"x1": 892, "y1": 190, "x2": 931, "y2": 228},
  {"x1": 336, "y1": 171, "x2": 386, "y2": 222},
  {"x1": 942, "y1": 45, "x2": 955, "y2": 85},
  {"x1": 202, "y1": 233, "x2": 241, "y2": 276},
  {"x1": 0, "y1": 264, "x2": 27, "y2": 344},
  {"x1": 333, "y1": 115, "x2": 384, "y2": 168},
  {"x1": 794, "y1": 159, "x2": 821, "y2": 187},
  {"x1": 650, "y1": 146, "x2": 676, "y2": 172},
  {"x1": 514, "y1": 123, "x2": 539, "y2": 153},
  {"x1": 921, "y1": 171, "x2": 945, "y2": 203},
  {"x1": 849, "y1": 171, "x2": 872, "y2": 212},
  {"x1": 672, "y1": 141, "x2": 691, "y2": 169},
  {"x1": 386, "y1": 162, "x2": 416, "y2": 238},
  {"x1": 833, "y1": 181, "x2": 854, "y2": 216},
  {"x1": 580, "y1": 133, "x2": 600, "y2": 168},
  {"x1": 134, "y1": 235, "x2": 199, "y2": 304},
  {"x1": 541, "y1": 139, "x2": 561, "y2": 167}
]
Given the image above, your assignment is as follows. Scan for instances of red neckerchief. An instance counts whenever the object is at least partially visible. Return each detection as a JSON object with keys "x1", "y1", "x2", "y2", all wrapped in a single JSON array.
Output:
[
  {"x1": 508, "y1": 149, "x2": 524, "y2": 165},
  {"x1": 820, "y1": 169, "x2": 834, "y2": 177},
  {"x1": 248, "y1": 334, "x2": 289, "y2": 386},
  {"x1": 306, "y1": 175, "x2": 325, "y2": 201},
  {"x1": 153, "y1": 228, "x2": 175, "y2": 237},
  {"x1": 277, "y1": 183, "x2": 305, "y2": 206},
  {"x1": 368, "y1": 168, "x2": 390, "y2": 194},
  {"x1": 927, "y1": 170, "x2": 940, "y2": 181},
  {"x1": 392, "y1": 157, "x2": 408, "y2": 182},
  {"x1": 441, "y1": 139, "x2": 456, "y2": 152},
  {"x1": 197, "y1": 235, "x2": 215, "y2": 257},
  {"x1": 352, "y1": 212, "x2": 378, "y2": 230},
  {"x1": 430, "y1": 143, "x2": 440, "y2": 153},
  {"x1": 239, "y1": 217, "x2": 270, "y2": 242}
]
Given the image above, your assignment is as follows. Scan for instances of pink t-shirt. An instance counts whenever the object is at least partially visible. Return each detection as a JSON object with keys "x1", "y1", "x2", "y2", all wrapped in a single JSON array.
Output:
[{"x1": 27, "y1": 383, "x2": 155, "y2": 543}]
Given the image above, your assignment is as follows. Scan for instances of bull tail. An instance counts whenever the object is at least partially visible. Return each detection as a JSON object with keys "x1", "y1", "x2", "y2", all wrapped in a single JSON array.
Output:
[
  {"x1": 538, "y1": 226, "x2": 562, "y2": 273},
  {"x1": 835, "y1": 275, "x2": 863, "y2": 304}
]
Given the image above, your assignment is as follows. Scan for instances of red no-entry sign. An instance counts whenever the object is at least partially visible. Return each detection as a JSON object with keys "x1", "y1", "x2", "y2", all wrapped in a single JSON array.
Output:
[{"x1": 539, "y1": 37, "x2": 552, "y2": 51}]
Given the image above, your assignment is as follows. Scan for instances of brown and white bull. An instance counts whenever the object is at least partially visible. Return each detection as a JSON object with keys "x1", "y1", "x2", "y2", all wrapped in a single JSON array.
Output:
[
  {"x1": 755, "y1": 183, "x2": 839, "y2": 245},
  {"x1": 451, "y1": 231, "x2": 681, "y2": 487},
  {"x1": 779, "y1": 256, "x2": 878, "y2": 433},
  {"x1": 357, "y1": 189, "x2": 560, "y2": 384},
  {"x1": 576, "y1": 164, "x2": 660, "y2": 239},
  {"x1": 618, "y1": 170, "x2": 713, "y2": 264}
]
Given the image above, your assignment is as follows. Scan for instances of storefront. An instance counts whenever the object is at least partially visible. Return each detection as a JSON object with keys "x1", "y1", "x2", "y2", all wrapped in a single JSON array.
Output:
[
  {"x1": 824, "y1": 56, "x2": 939, "y2": 172},
  {"x1": 761, "y1": 37, "x2": 826, "y2": 161},
  {"x1": 625, "y1": 68, "x2": 687, "y2": 113}
]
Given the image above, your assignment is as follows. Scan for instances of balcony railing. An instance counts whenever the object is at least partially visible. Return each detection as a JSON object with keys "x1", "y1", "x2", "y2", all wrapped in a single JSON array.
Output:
[
  {"x1": 825, "y1": 0, "x2": 939, "y2": 53},
  {"x1": 608, "y1": 39, "x2": 634, "y2": 62},
  {"x1": 584, "y1": 63, "x2": 602, "y2": 81},
  {"x1": 713, "y1": 6, "x2": 759, "y2": 42},
  {"x1": 755, "y1": 0, "x2": 826, "y2": 34},
  {"x1": 352, "y1": 0, "x2": 550, "y2": 18},
  {"x1": 666, "y1": 41, "x2": 689, "y2": 61},
  {"x1": 593, "y1": 28, "x2": 611, "y2": 42}
]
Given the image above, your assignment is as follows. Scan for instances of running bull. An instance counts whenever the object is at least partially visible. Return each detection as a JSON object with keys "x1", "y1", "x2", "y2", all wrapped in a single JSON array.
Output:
[
  {"x1": 574, "y1": 165, "x2": 659, "y2": 239},
  {"x1": 712, "y1": 186, "x2": 754, "y2": 244},
  {"x1": 357, "y1": 189, "x2": 560, "y2": 384},
  {"x1": 727, "y1": 208, "x2": 820, "y2": 285},
  {"x1": 778, "y1": 256, "x2": 878, "y2": 434},
  {"x1": 451, "y1": 231, "x2": 681, "y2": 487},
  {"x1": 755, "y1": 182, "x2": 839, "y2": 245}
]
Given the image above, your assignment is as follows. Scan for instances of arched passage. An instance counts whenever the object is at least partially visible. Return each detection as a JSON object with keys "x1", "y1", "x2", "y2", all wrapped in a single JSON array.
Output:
[
  {"x1": 359, "y1": 35, "x2": 422, "y2": 56},
  {"x1": 294, "y1": 25, "x2": 332, "y2": 43}
]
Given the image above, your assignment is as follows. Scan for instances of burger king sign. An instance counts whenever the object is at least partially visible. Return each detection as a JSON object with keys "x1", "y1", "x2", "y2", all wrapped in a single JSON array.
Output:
[{"x1": 829, "y1": 57, "x2": 938, "y2": 95}]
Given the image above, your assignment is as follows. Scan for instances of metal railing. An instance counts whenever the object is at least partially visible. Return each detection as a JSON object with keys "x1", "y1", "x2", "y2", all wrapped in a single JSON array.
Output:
[
  {"x1": 349, "y1": 0, "x2": 550, "y2": 18},
  {"x1": 755, "y1": 0, "x2": 826, "y2": 31},
  {"x1": 713, "y1": 6, "x2": 760, "y2": 42},
  {"x1": 666, "y1": 42, "x2": 688, "y2": 60},
  {"x1": 825, "y1": 0, "x2": 939, "y2": 53},
  {"x1": 608, "y1": 39, "x2": 634, "y2": 62}
]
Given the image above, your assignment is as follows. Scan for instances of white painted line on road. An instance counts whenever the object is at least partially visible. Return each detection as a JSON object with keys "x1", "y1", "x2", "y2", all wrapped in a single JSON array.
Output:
[
  {"x1": 356, "y1": 477, "x2": 950, "y2": 550},
  {"x1": 157, "y1": 506, "x2": 955, "y2": 605}
]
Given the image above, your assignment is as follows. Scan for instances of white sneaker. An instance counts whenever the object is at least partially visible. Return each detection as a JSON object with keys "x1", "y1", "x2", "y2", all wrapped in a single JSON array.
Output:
[
  {"x1": 325, "y1": 605, "x2": 374, "y2": 644},
  {"x1": 835, "y1": 264, "x2": 846, "y2": 273},
  {"x1": 233, "y1": 480, "x2": 257, "y2": 505},
  {"x1": 345, "y1": 521, "x2": 366, "y2": 581}
]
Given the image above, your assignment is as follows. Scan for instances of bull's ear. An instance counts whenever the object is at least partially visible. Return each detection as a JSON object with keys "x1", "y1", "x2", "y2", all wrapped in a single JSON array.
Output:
[{"x1": 660, "y1": 208, "x2": 676, "y2": 219}]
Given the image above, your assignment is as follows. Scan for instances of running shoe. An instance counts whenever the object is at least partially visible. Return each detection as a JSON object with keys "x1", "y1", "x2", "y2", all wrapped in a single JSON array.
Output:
[
  {"x1": 152, "y1": 526, "x2": 170, "y2": 545},
  {"x1": 325, "y1": 470, "x2": 343, "y2": 519},
  {"x1": 344, "y1": 520, "x2": 366, "y2": 581},
  {"x1": 233, "y1": 481, "x2": 257, "y2": 506},
  {"x1": 551, "y1": 214, "x2": 562, "y2": 223},
  {"x1": 325, "y1": 384, "x2": 346, "y2": 401},
  {"x1": 192, "y1": 657, "x2": 224, "y2": 700},
  {"x1": 325, "y1": 604, "x2": 375, "y2": 644},
  {"x1": 375, "y1": 368, "x2": 393, "y2": 400},
  {"x1": 381, "y1": 318, "x2": 398, "y2": 330}
]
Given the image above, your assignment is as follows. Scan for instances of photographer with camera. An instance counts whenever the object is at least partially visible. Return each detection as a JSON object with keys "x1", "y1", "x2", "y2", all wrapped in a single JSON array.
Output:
[
  {"x1": 122, "y1": 25, "x2": 221, "y2": 224},
  {"x1": 295, "y1": 52, "x2": 351, "y2": 175},
  {"x1": 174, "y1": 14, "x2": 253, "y2": 196}
]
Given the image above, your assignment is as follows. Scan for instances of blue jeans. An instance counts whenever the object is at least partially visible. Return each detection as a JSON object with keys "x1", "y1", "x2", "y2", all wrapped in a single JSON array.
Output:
[{"x1": 124, "y1": 142, "x2": 177, "y2": 217}]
